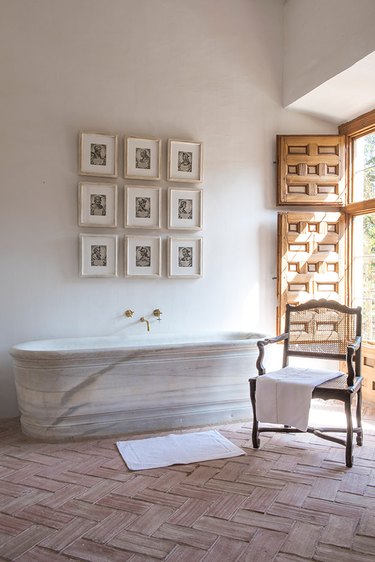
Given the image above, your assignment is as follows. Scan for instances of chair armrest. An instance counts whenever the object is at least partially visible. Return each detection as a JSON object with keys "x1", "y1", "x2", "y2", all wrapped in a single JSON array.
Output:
[
  {"x1": 256, "y1": 333, "x2": 288, "y2": 375},
  {"x1": 260, "y1": 333, "x2": 288, "y2": 346},
  {"x1": 347, "y1": 336, "x2": 361, "y2": 352},
  {"x1": 346, "y1": 336, "x2": 362, "y2": 386}
]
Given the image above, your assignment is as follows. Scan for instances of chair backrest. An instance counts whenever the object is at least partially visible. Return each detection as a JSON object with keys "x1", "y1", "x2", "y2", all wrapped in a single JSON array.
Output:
[{"x1": 283, "y1": 299, "x2": 362, "y2": 369}]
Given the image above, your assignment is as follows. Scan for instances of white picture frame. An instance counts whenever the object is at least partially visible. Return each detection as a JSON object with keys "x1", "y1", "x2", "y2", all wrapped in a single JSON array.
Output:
[
  {"x1": 167, "y1": 139, "x2": 203, "y2": 183},
  {"x1": 79, "y1": 132, "x2": 118, "y2": 177},
  {"x1": 168, "y1": 237, "x2": 202, "y2": 278},
  {"x1": 78, "y1": 183, "x2": 118, "y2": 228},
  {"x1": 125, "y1": 186, "x2": 161, "y2": 229},
  {"x1": 125, "y1": 136, "x2": 161, "y2": 180},
  {"x1": 80, "y1": 234, "x2": 118, "y2": 277},
  {"x1": 168, "y1": 188, "x2": 203, "y2": 230},
  {"x1": 125, "y1": 236, "x2": 161, "y2": 278}
]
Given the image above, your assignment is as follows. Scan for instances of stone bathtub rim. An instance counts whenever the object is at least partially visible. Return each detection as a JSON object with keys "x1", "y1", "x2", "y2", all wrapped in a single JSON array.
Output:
[{"x1": 10, "y1": 331, "x2": 266, "y2": 360}]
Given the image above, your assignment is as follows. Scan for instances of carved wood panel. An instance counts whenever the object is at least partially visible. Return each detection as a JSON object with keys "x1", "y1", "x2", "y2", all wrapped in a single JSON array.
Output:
[
  {"x1": 277, "y1": 135, "x2": 346, "y2": 206},
  {"x1": 277, "y1": 212, "x2": 347, "y2": 332},
  {"x1": 361, "y1": 344, "x2": 375, "y2": 404}
]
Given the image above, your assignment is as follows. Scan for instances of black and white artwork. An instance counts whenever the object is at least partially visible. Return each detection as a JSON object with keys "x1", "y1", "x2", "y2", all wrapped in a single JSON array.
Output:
[
  {"x1": 135, "y1": 148, "x2": 151, "y2": 170},
  {"x1": 168, "y1": 188, "x2": 202, "y2": 230},
  {"x1": 125, "y1": 137, "x2": 161, "y2": 179},
  {"x1": 79, "y1": 183, "x2": 117, "y2": 227},
  {"x1": 91, "y1": 245, "x2": 107, "y2": 267},
  {"x1": 178, "y1": 198, "x2": 193, "y2": 219},
  {"x1": 178, "y1": 246, "x2": 193, "y2": 267},
  {"x1": 90, "y1": 143, "x2": 107, "y2": 166},
  {"x1": 178, "y1": 151, "x2": 192, "y2": 172},
  {"x1": 168, "y1": 140, "x2": 203, "y2": 182},
  {"x1": 168, "y1": 237, "x2": 202, "y2": 278},
  {"x1": 136, "y1": 245, "x2": 151, "y2": 267},
  {"x1": 125, "y1": 236, "x2": 161, "y2": 277},
  {"x1": 125, "y1": 186, "x2": 161, "y2": 229},
  {"x1": 80, "y1": 234, "x2": 118, "y2": 277},
  {"x1": 79, "y1": 133, "x2": 118, "y2": 177},
  {"x1": 90, "y1": 194, "x2": 107, "y2": 216},
  {"x1": 135, "y1": 197, "x2": 151, "y2": 218}
]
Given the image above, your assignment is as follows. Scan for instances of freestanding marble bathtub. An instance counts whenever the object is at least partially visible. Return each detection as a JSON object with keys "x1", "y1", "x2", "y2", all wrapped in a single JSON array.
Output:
[{"x1": 11, "y1": 332, "x2": 264, "y2": 441}]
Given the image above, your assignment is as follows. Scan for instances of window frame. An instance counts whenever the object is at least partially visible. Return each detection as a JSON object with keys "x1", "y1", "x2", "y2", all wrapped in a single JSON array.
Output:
[
  {"x1": 340, "y1": 108, "x2": 375, "y2": 215},
  {"x1": 339, "y1": 108, "x2": 375, "y2": 343}
]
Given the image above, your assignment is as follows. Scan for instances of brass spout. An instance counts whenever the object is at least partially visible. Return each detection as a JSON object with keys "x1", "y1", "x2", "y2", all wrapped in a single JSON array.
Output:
[{"x1": 140, "y1": 317, "x2": 150, "y2": 332}]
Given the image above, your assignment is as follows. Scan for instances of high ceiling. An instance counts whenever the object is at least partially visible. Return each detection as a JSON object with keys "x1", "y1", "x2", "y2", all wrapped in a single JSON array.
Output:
[{"x1": 285, "y1": 51, "x2": 375, "y2": 126}]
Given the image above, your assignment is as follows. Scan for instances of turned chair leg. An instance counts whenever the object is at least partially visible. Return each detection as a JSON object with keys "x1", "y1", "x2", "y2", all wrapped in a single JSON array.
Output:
[
  {"x1": 345, "y1": 397, "x2": 353, "y2": 468},
  {"x1": 249, "y1": 380, "x2": 260, "y2": 448},
  {"x1": 356, "y1": 388, "x2": 363, "y2": 446}
]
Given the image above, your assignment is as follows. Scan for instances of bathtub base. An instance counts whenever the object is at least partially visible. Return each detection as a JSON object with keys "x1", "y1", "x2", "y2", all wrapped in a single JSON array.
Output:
[{"x1": 20, "y1": 401, "x2": 251, "y2": 441}]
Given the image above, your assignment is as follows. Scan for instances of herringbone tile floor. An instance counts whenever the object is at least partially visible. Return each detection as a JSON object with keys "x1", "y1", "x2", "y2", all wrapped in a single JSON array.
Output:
[{"x1": 0, "y1": 402, "x2": 375, "y2": 561}]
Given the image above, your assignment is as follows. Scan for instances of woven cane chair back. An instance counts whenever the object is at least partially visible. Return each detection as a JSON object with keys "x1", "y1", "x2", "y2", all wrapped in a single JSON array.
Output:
[{"x1": 285, "y1": 301, "x2": 360, "y2": 360}]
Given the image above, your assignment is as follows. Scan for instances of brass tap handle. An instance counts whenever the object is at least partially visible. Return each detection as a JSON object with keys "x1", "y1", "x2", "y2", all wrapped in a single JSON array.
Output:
[
  {"x1": 124, "y1": 309, "x2": 134, "y2": 318},
  {"x1": 153, "y1": 309, "x2": 162, "y2": 319}
]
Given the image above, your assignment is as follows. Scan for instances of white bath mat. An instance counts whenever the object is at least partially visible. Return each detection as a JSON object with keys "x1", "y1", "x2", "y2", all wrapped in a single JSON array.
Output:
[{"x1": 116, "y1": 429, "x2": 246, "y2": 470}]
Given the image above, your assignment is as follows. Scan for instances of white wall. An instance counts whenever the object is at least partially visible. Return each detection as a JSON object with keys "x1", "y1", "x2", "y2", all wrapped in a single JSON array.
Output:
[
  {"x1": 0, "y1": 0, "x2": 336, "y2": 418},
  {"x1": 283, "y1": 0, "x2": 375, "y2": 106}
]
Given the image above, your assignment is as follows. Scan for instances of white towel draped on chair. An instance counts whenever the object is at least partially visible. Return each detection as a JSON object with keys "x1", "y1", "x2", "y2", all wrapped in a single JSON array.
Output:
[{"x1": 255, "y1": 366, "x2": 342, "y2": 431}]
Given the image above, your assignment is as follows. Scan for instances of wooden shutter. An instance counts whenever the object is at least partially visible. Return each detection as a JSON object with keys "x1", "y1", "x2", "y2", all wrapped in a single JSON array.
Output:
[
  {"x1": 277, "y1": 211, "x2": 347, "y2": 333},
  {"x1": 361, "y1": 345, "x2": 375, "y2": 403},
  {"x1": 277, "y1": 135, "x2": 346, "y2": 206}
]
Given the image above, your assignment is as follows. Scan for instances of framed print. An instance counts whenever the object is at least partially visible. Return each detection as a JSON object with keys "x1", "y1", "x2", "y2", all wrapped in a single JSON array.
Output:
[
  {"x1": 125, "y1": 136, "x2": 161, "y2": 180},
  {"x1": 78, "y1": 183, "x2": 118, "y2": 227},
  {"x1": 168, "y1": 237, "x2": 202, "y2": 278},
  {"x1": 167, "y1": 139, "x2": 203, "y2": 183},
  {"x1": 168, "y1": 188, "x2": 202, "y2": 230},
  {"x1": 80, "y1": 234, "x2": 118, "y2": 277},
  {"x1": 125, "y1": 236, "x2": 161, "y2": 278},
  {"x1": 125, "y1": 186, "x2": 161, "y2": 229},
  {"x1": 79, "y1": 132, "x2": 118, "y2": 177}
]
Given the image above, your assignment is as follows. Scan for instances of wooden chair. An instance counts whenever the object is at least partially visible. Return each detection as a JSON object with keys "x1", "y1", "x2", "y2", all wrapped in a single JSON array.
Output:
[{"x1": 249, "y1": 299, "x2": 363, "y2": 467}]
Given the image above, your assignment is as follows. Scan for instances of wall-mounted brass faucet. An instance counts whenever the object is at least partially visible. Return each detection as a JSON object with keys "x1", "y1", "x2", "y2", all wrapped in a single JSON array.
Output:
[
  {"x1": 124, "y1": 309, "x2": 134, "y2": 318},
  {"x1": 140, "y1": 317, "x2": 150, "y2": 332}
]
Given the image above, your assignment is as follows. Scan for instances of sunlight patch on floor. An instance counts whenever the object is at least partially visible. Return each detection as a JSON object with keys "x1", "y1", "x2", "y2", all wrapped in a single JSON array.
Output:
[{"x1": 309, "y1": 400, "x2": 375, "y2": 434}]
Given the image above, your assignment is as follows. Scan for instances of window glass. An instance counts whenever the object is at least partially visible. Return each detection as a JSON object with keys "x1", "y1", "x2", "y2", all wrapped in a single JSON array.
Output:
[
  {"x1": 353, "y1": 133, "x2": 375, "y2": 201},
  {"x1": 352, "y1": 213, "x2": 375, "y2": 342}
]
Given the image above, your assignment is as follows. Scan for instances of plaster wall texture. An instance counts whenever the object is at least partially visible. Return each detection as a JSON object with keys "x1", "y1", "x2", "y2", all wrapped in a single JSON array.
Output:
[
  {"x1": 0, "y1": 0, "x2": 335, "y2": 417},
  {"x1": 283, "y1": 0, "x2": 375, "y2": 106}
]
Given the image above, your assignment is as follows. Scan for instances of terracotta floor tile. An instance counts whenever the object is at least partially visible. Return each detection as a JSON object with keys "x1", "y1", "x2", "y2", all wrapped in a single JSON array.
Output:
[
  {"x1": 63, "y1": 537, "x2": 134, "y2": 561},
  {"x1": 164, "y1": 544, "x2": 206, "y2": 562},
  {"x1": 109, "y1": 529, "x2": 175, "y2": 559},
  {"x1": 280, "y1": 521, "x2": 322, "y2": 558},
  {"x1": 193, "y1": 515, "x2": 257, "y2": 541},
  {"x1": 168, "y1": 498, "x2": 210, "y2": 526},
  {"x1": 242, "y1": 487, "x2": 279, "y2": 513},
  {"x1": 308, "y1": 477, "x2": 340, "y2": 501},
  {"x1": 39, "y1": 516, "x2": 97, "y2": 551},
  {"x1": 233, "y1": 509, "x2": 293, "y2": 533},
  {"x1": 206, "y1": 493, "x2": 247, "y2": 519},
  {"x1": 0, "y1": 524, "x2": 52, "y2": 559},
  {"x1": 275, "y1": 482, "x2": 311, "y2": 507},
  {"x1": 154, "y1": 522, "x2": 217, "y2": 550},
  {"x1": 357, "y1": 509, "x2": 375, "y2": 538},
  {"x1": 320, "y1": 514, "x2": 358, "y2": 548},
  {"x1": 83, "y1": 510, "x2": 137, "y2": 543},
  {"x1": 201, "y1": 535, "x2": 247, "y2": 561},
  {"x1": 238, "y1": 529, "x2": 287, "y2": 562},
  {"x1": 0, "y1": 410, "x2": 374, "y2": 562},
  {"x1": 127, "y1": 504, "x2": 174, "y2": 535}
]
